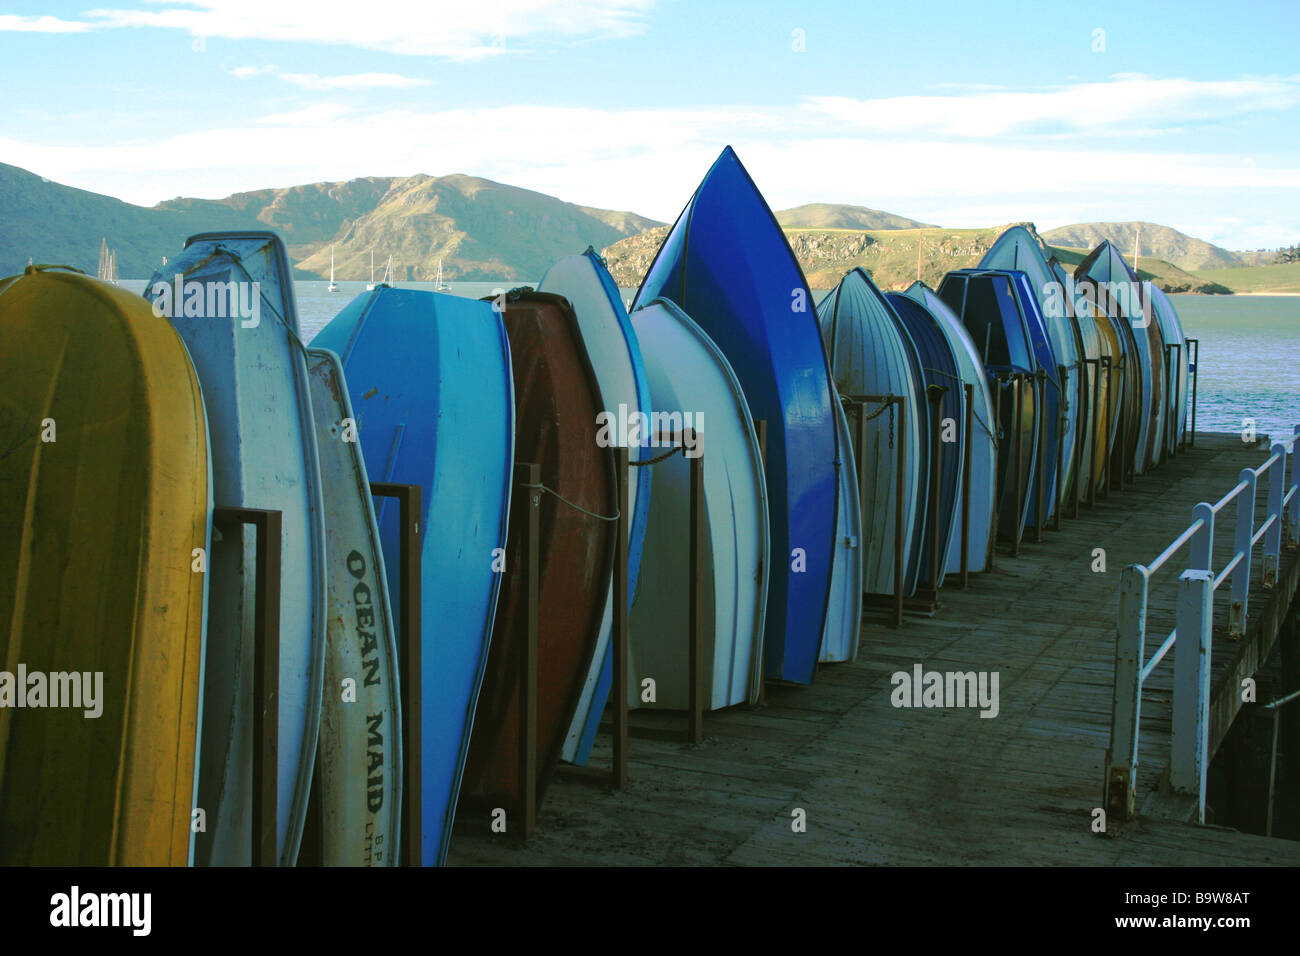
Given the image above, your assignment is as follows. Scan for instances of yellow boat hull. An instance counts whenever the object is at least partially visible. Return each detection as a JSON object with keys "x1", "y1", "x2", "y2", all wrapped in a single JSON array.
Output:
[{"x1": 0, "y1": 268, "x2": 209, "y2": 865}]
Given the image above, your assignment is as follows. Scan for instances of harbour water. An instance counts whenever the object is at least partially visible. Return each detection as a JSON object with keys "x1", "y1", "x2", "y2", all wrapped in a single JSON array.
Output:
[{"x1": 122, "y1": 280, "x2": 1300, "y2": 444}]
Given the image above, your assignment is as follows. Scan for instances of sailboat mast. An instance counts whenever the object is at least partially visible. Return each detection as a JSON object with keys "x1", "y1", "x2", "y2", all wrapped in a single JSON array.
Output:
[{"x1": 1133, "y1": 224, "x2": 1141, "y2": 272}]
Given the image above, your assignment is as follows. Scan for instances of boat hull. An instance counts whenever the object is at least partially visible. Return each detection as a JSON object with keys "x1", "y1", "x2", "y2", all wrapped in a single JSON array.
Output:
[
  {"x1": 634, "y1": 146, "x2": 837, "y2": 685},
  {"x1": 538, "y1": 250, "x2": 652, "y2": 765},
  {"x1": 305, "y1": 348, "x2": 402, "y2": 866},
  {"x1": 903, "y1": 282, "x2": 997, "y2": 575},
  {"x1": 312, "y1": 287, "x2": 513, "y2": 866},
  {"x1": 629, "y1": 298, "x2": 771, "y2": 702},
  {"x1": 145, "y1": 232, "x2": 327, "y2": 867},
  {"x1": 0, "y1": 269, "x2": 210, "y2": 866},
  {"x1": 817, "y1": 269, "x2": 925, "y2": 597},
  {"x1": 461, "y1": 290, "x2": 614, "y2": 805}
]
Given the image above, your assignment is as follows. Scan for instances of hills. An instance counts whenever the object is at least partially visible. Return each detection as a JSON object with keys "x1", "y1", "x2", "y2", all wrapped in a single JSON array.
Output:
[
  {"x1": 0, "y1": 161, "x2": 1270, "y2": 291},
  {"x1": 0, "y1": 163, "x2": 661, "y2": 281},
  {"x1": 775, "y1": 203, "x2": 935, "y2": 231},
  {"x1": 1041, "y1": 221, "x2": 1240, "y2": 271},
  {"x1": 600, "y1": 221, "x2": 1232, "y2": 293}
]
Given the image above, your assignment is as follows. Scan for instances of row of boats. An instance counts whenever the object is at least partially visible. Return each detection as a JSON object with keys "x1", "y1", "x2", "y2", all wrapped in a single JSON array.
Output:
[{"x1": 0, "y1": 146, "x2": 1190, "y2": 867}]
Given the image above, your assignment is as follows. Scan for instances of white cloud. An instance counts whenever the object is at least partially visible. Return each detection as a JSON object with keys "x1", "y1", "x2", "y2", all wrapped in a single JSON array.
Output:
[
  {"x1": 0, "y1": 14, "x2": 90, "y2": 32},
  {"x1": 82, "y1": 0, "x2": 655, "y2": 58},
  {"x1": 3, "y1": 85, "x2": 1297, "y2": 248},
  {"x1": 279, "y1": 71, "x2": 430, "y2": 90},
  {"x1": 230, "y1": 64, "x2": 277, "y2": 77},
  {"x1": 806, "y1": 74, "x2": 1300, "y2": 138}
]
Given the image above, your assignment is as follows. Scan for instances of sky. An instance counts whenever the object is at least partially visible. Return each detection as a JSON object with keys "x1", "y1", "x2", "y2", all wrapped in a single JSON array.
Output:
[{"x1": 2, "y1": 0, "x2": 1299, "y2": 249}]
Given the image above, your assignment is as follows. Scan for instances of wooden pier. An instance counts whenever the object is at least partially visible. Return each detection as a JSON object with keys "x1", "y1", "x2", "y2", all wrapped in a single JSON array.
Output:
[{"x1": 448, "y1": 432, "x2": 1300, "y2": 866}]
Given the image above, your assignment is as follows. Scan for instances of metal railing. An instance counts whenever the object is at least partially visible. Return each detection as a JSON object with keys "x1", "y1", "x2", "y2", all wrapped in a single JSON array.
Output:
[{"x1": 1104, "y1": 425, "x2": 1300, "y2": 823}]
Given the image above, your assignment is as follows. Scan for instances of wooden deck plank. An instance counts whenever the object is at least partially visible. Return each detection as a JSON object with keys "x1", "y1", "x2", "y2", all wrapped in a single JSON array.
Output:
[{"x1": 448, "y1": 433, "x2": 1300, "y2": 866}]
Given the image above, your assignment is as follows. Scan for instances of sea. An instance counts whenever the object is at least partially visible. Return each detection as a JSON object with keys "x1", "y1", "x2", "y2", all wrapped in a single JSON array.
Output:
[{"x1": 122, "y1": 279, "x2": 1300, "y2": 445}]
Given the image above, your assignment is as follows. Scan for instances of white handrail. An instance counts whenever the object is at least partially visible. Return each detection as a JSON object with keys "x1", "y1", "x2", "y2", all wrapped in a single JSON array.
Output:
[{"x1": 1104, "y1": 425, "x2": 1300, "y2": 823}]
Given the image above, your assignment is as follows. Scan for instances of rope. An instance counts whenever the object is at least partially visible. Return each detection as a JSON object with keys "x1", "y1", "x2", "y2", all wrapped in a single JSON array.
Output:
[
  {"x1": 630, "y1": 444, "x2": 687, "y2": 467},
  {"x1": 519, "y1": 482, "x2": 620, "y2": 522}
]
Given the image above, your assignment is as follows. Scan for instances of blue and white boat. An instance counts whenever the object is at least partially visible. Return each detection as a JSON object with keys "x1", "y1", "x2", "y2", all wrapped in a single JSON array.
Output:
[
  {"x1": 819, "y1": 391, "x2": 864, "y2": 662},
  {"x1": 305, "y1": 347, "x2": 402, "y2": 866},
  {"x1": 629, "y1": 298, "x2": 771, "y2": 704},
  {"x1": 902, "y1": 282, "x2": 997, "y2": 574},
  {"x1": 817, "y1": 268, "x2": 926, "y2": 597},
  {"x1": 937, "y1": 269, "x2": 1043, "y2": 539},
  {"x1": 887, "y1": 290, "x2": 967, "y2": 587},
  {"x1": 311, "y1": 287, "x2": 514, "y2": 867},
  {"x1": 537, "y1": 248, "x2": 652, "y2": 765},
  {"x1": 980, "y1": 227, "x2": 1082, "y2": 504},
  {"x1": 634, "y1": 146, "x2": 838, "y2": 685},
  {"x1": 144, "y1": 231, "x2": 327, "y2": 867}
]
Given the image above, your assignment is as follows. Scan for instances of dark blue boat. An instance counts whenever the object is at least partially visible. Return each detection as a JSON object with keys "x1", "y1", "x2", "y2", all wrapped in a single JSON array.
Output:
[
  {"x1": 633, "y1": 146, "x2": 838, "y2": 684},
  {"x1": 312, "y1": 288, "x2": 514, "y2": 866},
  {"x1": 886, "y1": 292, "x2": 965, "y2": 589},
  {"x1": 936, "y1": 270, "x2": 1042, "y2": 539}
]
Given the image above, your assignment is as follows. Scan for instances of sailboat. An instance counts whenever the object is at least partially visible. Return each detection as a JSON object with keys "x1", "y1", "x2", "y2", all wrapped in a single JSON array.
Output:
[
  {"x1": 365, "y1": 250, "x2": 377, "y2": 291},
  {"x1": 379, "y1": 255, "x2": 395, "y2": 288},
  {"x1": 435, "y1": 259, "x2": 451, "y2": 292},
  {"x1": 97, "y1": 238, "x2": 118, "y2": 285},
  {"x1": 328, "y1": 246, "x2": 339, "y2": 292}
]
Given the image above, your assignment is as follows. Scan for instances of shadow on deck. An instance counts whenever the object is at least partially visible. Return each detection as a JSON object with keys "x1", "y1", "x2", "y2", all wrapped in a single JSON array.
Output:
[{"x1": 448, "y1": 432, "x2": 1300, "y2": 865}]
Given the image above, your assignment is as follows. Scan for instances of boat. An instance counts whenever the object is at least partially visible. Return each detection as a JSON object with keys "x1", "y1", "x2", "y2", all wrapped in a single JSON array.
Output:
[
  {"x1": 1051, "y1": 256, "x2": 1120, "y2": 494},
  {"x1": 817, "y1": 267, "x2": 925, "y2": 597},
  {"x1": 144, "y1": 231, "x2": 328, "y2": 867},
  {"x1": 902, "y1": 282, "x2": 997, "y2": 574},
  {"x1": 1076, "y1": 241, "x2": 1165, "y2": 476},
  {"x1": 1147, "y1": 282, "x2": 1190, "y2": 455},
  {"x1": 461, "y1": 289, "x2": 615, "y2": 808},
  {"x1": 311, "y1": 287, "x2": 513, "y2": 866},
  {"x1": 435, "y1": 259, "x2": 451, "y2": 292},
  {"x1": 980, "y1": 227, "x2": 1082, "y2": 504},
  {"x1": 304, "y1": 347, "x2": 402, "y2": 866},
  {"x1": 0, "y1": 266, "x2": 210, "y2": 865},
  {"x1": 380, "y1": 255, "x2": 395, "y2": 288},
  {"x1": 96, "y1": 237, "x2": 118, "y2": 285},
  {"x1": 819, "y1": 390, "x2": 864, "y2": 662},
  {"x1": 887, "y1": 290, "x2": 968, "y2": 588},
  {"x1": 629, "y1": 297, "x2": 771, "y2": 702},
  {"x1": 537, "y1": 248, "x2": 653, "y2": 765},
  {"x1": 328, "y1": 246, "x2": 339, "y2": 292},
  {"x1": 366, "y1": 250, "x2": 377, "y2": 291},
  {"x1": 936, "y1": 270, "x2": 1041, "y2": 539},
  {"x1": 633, "y1": 146, "x2": 838, "y2": 685}
]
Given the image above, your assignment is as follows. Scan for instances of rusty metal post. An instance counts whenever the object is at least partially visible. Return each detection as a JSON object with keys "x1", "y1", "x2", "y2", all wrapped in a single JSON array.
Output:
[
  {"x1": 518, "y1": 463, "x2": 541, "y2": 836},
  {"x1": 960, "y1": 382, "x2": 973, "y2": 587},
  {"x1": 894, "y1": 396, "x2": 906, "y2": 625},
  {"x1": 612, "y1": 447, "x2": 630, "y2": 786},
  {"x1": 688, "y1": 436, "x2": 704, "y2": 744},
  {"x1": 370, "y1": 481, "x2": 422, "y2": 866},
  {"x1": 214, "y1": 506, "x2": 282, "y2": 867}
]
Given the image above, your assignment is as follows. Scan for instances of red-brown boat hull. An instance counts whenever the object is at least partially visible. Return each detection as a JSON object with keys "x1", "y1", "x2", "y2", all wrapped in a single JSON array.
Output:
[{"x1": 461, "y1": 290, "x2": 615, "y2": 807}]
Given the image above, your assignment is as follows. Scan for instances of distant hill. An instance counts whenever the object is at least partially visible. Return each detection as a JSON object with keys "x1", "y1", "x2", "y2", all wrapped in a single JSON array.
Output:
[
  {"x1": 295, "y1": 174, "x2": 662, "y2": 282},
  {"x1": 1041, "y1": 221, "x2": 1240, "y2": 271},
  {"x1": 775, "y1": 203, "x2": 935, "y2": 231},
  {"x1": 602, "y1": 221, "x2": 1232, "y2": 294},
  {"x1": 0, "y1": 163, "x2": 661, "y2": 280}
]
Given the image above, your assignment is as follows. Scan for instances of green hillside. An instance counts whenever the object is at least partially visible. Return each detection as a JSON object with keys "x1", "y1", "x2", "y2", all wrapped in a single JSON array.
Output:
[
  {"x1": 1191, "y1": 261, "x2": 1300, "y2": 294},
  {"x1": 602, "y1": 222, "x2": 1232, "y2": 294},
  {"x1": 0, "y1": 163, "x2": 661, "y2": 280}
]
